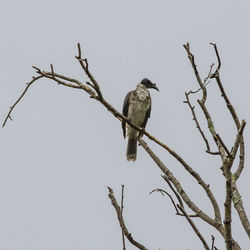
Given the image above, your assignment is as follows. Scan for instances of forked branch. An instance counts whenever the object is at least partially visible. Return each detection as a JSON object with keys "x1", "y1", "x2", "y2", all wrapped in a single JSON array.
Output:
[
  {"x1": 150, "y1": 188, "x2": 209, "y2": 249},
  {"x1": 139, "y1": 138, "x2": 224, "y2": 235},
  {"x1": 210, "y1": 43, "x2": 245, "y2": 180},
  {"x1": 184, "y1": 42, "x2": 247, "y2": 250},
  {"x1": 107, "y1": 187, "x2": 148, "y2": 250}
]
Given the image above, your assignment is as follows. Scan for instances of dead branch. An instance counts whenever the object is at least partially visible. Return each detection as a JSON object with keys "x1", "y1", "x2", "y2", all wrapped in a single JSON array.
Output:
[
  {"x1": 2, "y1": 75, "x2": 43, "y2": 127},
  {"x1": 139, "y1": 138, "x2": 224, "y2": 235},
  {"x1": 184, "y1": 43, "x2": 245, "y2": 250},
  {"x1": 184, "y1": 43, "x2": 228, "y2": 162},
  {"x1": 210, "y1": 44, "x2": 238, "y2": 128},
  {"x1": 209, "y1": 44, "x2": 249, "y2": 241},
  {"x1": 211, "y1": 235, "x2": 217, "y2": 250},
  {"x1": 197, "y1": 94, "x2": 227, "y2": 162},
  {"x1": 150, "y1": 187, "x2": 208, "y2": 248},
  {"x1": 183, "y1": 42, "x2": 207, "y2": 103},
  {"x1": 161, "y1": 175, "x2": 184, "y2": 208},
  {"x1": 210, "y1": 43, "x2": 245, "y2": 180},
  {"x1": 75, "y1": 43, "x2": 103, "y2": 100},
  {"x1": 120, "y1": 185, "x2": 126, "y2": 250},
  {"x1": 107, "y1": 187, "x2": 148, "y2": 250},
  {"x1": 186, "y1": 63, "x2": 213, "y2": 95},
  {"x1": 149, "y1": 187, "x2": 198, "y2": 218},
  {"x1": 184, "y1": 91, "x2": 220, "y2": 155},
  {"x1": 149, "y1": 188, "x2": 180, "y2": 214},
  {"x1": 177, "y1": 204, "x2": 210, "y2": 250}
]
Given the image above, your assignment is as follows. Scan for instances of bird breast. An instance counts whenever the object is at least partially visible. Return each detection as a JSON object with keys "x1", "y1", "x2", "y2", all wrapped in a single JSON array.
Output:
[
  {"x1": 127, "y1": 89, "x2": 150, "y2": 127},
  {"x1": 136, "y1": 87, "x2": 150, "y2": 102}
]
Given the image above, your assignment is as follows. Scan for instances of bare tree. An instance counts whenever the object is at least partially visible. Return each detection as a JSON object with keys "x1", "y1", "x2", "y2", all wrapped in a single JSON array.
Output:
[{"x1": 3, "y1": 43, "x2": 249, "y2": 250}]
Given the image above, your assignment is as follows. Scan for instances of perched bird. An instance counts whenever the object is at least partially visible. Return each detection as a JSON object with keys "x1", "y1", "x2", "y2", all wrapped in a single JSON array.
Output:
[{"x1": 122, "y1": 78, "x2": 159, "y2": 161}]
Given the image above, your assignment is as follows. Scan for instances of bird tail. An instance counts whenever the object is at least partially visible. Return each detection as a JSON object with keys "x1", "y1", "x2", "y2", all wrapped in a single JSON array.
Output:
[{"x1": 126, "y1": 137, "x2": 137, "y2": 161}]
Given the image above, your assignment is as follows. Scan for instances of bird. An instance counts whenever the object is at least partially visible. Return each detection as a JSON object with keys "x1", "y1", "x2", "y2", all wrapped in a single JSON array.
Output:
[{"x1": 122, "y1": 78, "x2": 159, "y2": 161}]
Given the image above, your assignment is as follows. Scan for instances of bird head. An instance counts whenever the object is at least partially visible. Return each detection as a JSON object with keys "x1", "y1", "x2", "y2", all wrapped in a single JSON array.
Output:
[{"x1": 141, "y1": 78, "x2": 159, "y2": 91}]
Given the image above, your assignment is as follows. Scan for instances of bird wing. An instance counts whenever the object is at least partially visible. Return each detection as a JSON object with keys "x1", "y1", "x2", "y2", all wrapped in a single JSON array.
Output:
[
  {"x1": 142, "y1": 103, "x2": 151, "y2": 129},
  {"x1": 122, "y1": 91, "x2": 133, "y2": 138}
]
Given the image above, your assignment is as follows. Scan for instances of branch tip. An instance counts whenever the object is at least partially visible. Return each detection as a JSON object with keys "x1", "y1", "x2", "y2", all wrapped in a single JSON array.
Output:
[
  {"x1": 50, "y1": 64, "x2": 55, "y2": 78},
  {"x1": 77, "y1": 42, "x2": 81, "y2": 58}
]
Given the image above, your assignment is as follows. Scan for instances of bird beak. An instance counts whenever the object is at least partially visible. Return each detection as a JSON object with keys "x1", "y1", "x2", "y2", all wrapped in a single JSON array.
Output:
[{"x1": 152, "y1": 83, "x2": 159, "y2": 91}]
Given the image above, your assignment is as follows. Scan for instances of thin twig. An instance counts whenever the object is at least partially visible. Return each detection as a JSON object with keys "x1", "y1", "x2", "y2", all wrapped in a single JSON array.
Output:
[
  {"x1": 35, "y1": 67, "x2": 91, "y2": 90},
  {"x1": 75, "y1": 43, "x2": 103, "y2": 100},
  {"x1": 107, "y1": 187, "x2": 148, "y2": 250},
  {"x1": 183, "y1": 42, "x2": 207, "y2": 104},
  {"x1": 38, "y1": 70, "x2": 83, "y2": 89},
  {"x1": 211, "y1": 235, "x2": 216, "y2": 250},
  {"x1": 187, "y1": 63, "x2": 214, "y2": 95},
  {"x1": 204, "y1": 64, "x2": 215, "y2": 84},
  {"x1": 150, "y1": 187, "x2": 198, "y2": 217},
  {"x1": 2, "y1": 75, "x2": 43, "y2": 127},
  {"x1": 149, "y1": 188, "x2": 180, "y2": 215},
  {"x1": 197, "y1": 99, "x2": 227, "y2": 161},
  {"x1": 161, "y1": 175, "x2": 184, "y2": 208},
  {"x1": 50, "y1": 64, "x2": 55, "y2": 78},
  {"x1": 120, "y1": 185, "x2": 126, "y2": 250},
  {"x1": 210, "y1": 43, "x2": 221, "y2": 71},
  {"x1": 184, "y1": 92, "x2": 211, "y2": 152},
  {"x1": 177, "y1": 205, "x2": 210, "y2": 250}
]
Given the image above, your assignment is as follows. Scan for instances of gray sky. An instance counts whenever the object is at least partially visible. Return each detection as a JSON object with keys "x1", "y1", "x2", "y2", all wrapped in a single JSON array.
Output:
[{"x1": 1, "y1": 0, "x2": 249, "y2": 249}]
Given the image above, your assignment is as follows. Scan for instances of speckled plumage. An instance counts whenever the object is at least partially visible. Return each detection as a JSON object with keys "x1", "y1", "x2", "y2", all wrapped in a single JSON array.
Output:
[{"x1": 122, "y1": 78, "x2": 159, "y2": 162}]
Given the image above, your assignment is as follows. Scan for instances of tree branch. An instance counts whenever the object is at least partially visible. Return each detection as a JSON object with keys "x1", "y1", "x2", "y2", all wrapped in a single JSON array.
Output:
[
  {"x1": 2, "y1": 75, "x2": 43, "y2": 127},
  {"x1": 107, "y1": 187, "x2": 148, "y2": 250},
  {"x1": 230, "y1": 120, "x2": 246, "y2": 159},
  {"x1": 183, "y1": 42, "x2": 207, "y2": 103},
  {"x1": 149, "y1": 187, "x2": 198, "y2": 218},
  {"x1": 151, "y1": 185, "x2": 209, "y2": 249},
  {"x1": 120, "y1": 185, "x2": 126, "y2": 250},
  {"x1": 149, "y1": 188, "x2": 180, "y2": 215},
  {"x1": 183, "y1": 43, "x2": 227, "y2": 161},
  {"x1": 224, "y1": 161, "x2": 233, "y2": 250},
  {"x1": 210, "y1": 43, "x2": 245, "y2": 180},
  {"x1": 231, "y1": 178, "x2": 250, "y2": 238},
  {"x1": 211, "y1": 235, "x2": 217, "y2": 250},
  {"x1": 177, "y1": 204, "x2": 210, "y2": 250},
  {"x1": 139, "y1": 138, "x2": 224, "y2": 235},
  {"x1": 184, "y1": 91, "x2": 220, "y2": 155},
  {"x1": 161, "y1": 175, "x2": 184, "y2": 209},
  {"x1": 216, "y1": 133, "x2": 233, "y2": 158},
  {"x1": 75, "y1": 43, "x2": 103, "y2": 100},
  {"x1": 197, "y1": 95, "x2": 227, "y2": 162}
]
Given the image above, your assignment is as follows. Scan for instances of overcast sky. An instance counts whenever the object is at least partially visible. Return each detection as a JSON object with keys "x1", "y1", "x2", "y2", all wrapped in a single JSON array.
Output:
[{"x1": 1, "y1": 1, "x2": 249, "y2": 249}]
